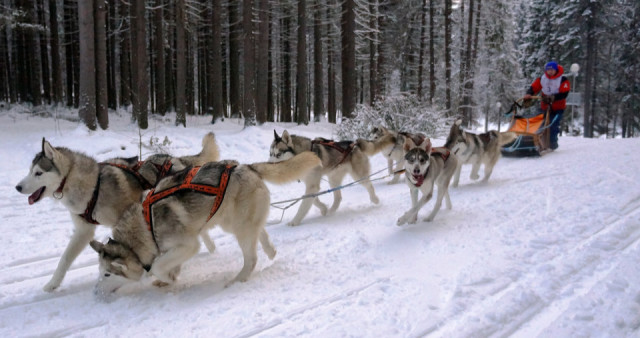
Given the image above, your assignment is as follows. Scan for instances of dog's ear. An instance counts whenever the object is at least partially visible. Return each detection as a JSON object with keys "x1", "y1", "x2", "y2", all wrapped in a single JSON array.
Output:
[
  {"x1": 42, "y1": 139, "x2": 57, "y2": 160},
  {"x1": 403, "y1": 137, "x2": 416, "y2": 152},
  {"x1": 273, "y1": 129, "x2": 281, "y2": 142},
  {"x1": 111, "y1": 261, "x2": 128, "y2": 271},
  {"x1": 281, "y1": 130, "x2": 292, "y2": 145},
  {"x1": 90, "y1": 240, "x2": 104, "y2": 253},
  {"x1": 419, "y1": 138, "x2": 432, "y2": 153}
]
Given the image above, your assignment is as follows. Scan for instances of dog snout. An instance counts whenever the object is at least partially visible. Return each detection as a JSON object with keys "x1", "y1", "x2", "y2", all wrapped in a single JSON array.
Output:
[{"x1": 15, "y1": 185, "x2": 22, "y2": 192}]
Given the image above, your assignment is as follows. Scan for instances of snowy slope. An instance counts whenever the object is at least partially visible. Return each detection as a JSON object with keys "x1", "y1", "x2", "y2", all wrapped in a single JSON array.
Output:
[{"x1": 1, "y1": 109, "x2": 639, "y2": 337}]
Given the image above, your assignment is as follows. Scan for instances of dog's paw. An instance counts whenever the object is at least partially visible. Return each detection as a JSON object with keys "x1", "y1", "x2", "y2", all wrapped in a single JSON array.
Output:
[
  {"x1": 287, "y1": 220, "x2": 301, "y2": 227},
  {"x1": 152, "y1": 280, "x2": 171, "y2": 288},
  {"x1": 409, "y1": 215, "x2": 417, "y2": 224},
  {"x1": 397, "y1": 214, "x2": 409, "y2": 226},
  {"x1": 43, "y1": 280, "x2": 60, "y2": 292},
  {"x1": 318, "y1": 204, "x2": 328, "y2": 216},
  {"x1": 371, "y1": 195, "x2": 380, "y2": 204},
  {"x1": 470, "y1": 173, "x2": 480, "y2": 180}
]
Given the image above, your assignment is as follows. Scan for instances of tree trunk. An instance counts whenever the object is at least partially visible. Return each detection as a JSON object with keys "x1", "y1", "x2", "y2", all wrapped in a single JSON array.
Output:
[
  {"x1": 295, "y1": 0, "x2": 308, "y2": 125},
  {"x1": 341, "y1": 0, "x2": 356, "y2": 118},
  {"x1": 255, "y1": 0, "x2": 269, "y2": 124},
  {"x1": 210, "y1": 0, "x2": 223, "y2": 122},
  {"x1": 582, "y1": 0, "x2": 596, "y2": 138},
  {"x1": 95, "y1": 0, "x2": 108, "y2": 129},
  {"x1": 107, "y1": 0, "x2": 118, "y2": 109},
  {"x1": 326, "y1": 2, "x2": 336, "y2": 123},
  {"x1": 243, "y1": 0, "x2": 257, "y2": 126},
  {"x1": 78, "y1": 0, "x2": 96, "y2": 130},
  {"x1": 417, "y1": 0, "x2": 427, "y2": 100},
  {"x1": 461, "y1": 0, "x2": 475, "y2": 125},
  {"x1": 131, "y1": 0, "x2": 148, "y2": 128},
  {"x1": 368, "y1": 1, "x2": 377, "y2": 106},
  {"x1": 281, "y1": 9, "x2": 292, "y2": 122},
  {"x1": 313, "y1": 0, "x2": 324, "y2": 121},
  {"x1": 228, "y1": 1, "x2": 242, "y2": 118},
  {"x1": 154, "y1": 0, "x2": 166, "y2": 115},
  {"x1": 119, "y1": 0, "x2": 131, "y2": 107},
  {"x1": 428, "y1": 0, "x2": 435, "y2": 104},
  {"x1": 37, "y1": 0, "x2": 50, "y2": 104},
  {"x1": 444, "y1": 0, "x2": 452, "y2": 112},
  {"x1": 175, "y1": 0, "x2": 187, "y2": 126}
]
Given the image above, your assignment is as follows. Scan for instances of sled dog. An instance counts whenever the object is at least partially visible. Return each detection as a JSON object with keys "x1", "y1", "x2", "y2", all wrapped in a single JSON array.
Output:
[
  {"x1": 444, "y1": 119, "x2": 517, "y2": 187},
  {"x1": 397, "y1": 137, "x2": 458, "y2": 225},
  {"x1": 370, "y1": 126, "x2": 427, "y2": 184},
  {"x1": 14, "y1": 133, "x2": 219, "y2": 292},
  {"x1": 269, "y1": 130, "x2": 394, "y2": 226},
  {"x1": 89, "y1": 152, "x2": 322, "y2": 296}
]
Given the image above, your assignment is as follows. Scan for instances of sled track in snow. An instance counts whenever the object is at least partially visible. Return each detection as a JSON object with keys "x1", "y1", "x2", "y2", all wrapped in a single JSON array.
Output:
[
  {"x1": 412, "y1": 202, "x2": 640, "y2": 337},
  {"x1": 234, "y1": 277, "x2": 391, "y2": 338}
]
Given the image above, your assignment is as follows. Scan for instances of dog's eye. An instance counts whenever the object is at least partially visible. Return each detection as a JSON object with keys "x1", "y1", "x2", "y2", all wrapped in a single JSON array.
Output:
[
  {"x1": 104, "y1": 273, "x2": 111, "y2": 277},
  {"x1": 35, "y1": 172, "x2": 42, "y2": 177}
]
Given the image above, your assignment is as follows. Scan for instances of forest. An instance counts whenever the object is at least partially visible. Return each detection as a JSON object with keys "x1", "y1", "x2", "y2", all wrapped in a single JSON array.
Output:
[{"x1": 1, "y1": 0, "x2": 638, "y2": 138}]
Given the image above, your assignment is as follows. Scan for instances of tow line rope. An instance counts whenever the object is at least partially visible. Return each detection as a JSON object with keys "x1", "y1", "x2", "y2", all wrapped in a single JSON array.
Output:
[{"x1": 268, "y1": 167, "x2": 406, "y2": 224}]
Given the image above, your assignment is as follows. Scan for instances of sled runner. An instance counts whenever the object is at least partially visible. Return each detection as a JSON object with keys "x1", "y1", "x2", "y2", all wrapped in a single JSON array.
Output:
[{"x1": 501, "y1": 97, "x2": 559, "y2": 157}]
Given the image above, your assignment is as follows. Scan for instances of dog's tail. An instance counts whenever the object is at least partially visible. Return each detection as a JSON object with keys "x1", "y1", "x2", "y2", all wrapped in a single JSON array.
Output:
[
  {"x1": 249, "y1": 151, "x2": 321, "y2": 184},
  {"x1": 197, "y1": 132, "x2": 220, "y2": 163},
  {"x1": 356, "y1": 132, "x2": 396, "y2": 156},
  {"x1": 498, "y1": 131, "x2": 518, "y2": 146}
]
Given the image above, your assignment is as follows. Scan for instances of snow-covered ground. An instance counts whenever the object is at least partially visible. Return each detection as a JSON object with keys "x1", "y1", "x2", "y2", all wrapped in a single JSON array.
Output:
[{"x1": 1, "y1": 108, "x2": 639, "y2": 337}]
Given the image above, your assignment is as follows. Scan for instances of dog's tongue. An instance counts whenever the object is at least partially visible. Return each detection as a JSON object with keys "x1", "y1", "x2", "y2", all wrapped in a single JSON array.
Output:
[
  {"x1": 28, "y1": 187, "x2": 45, "y2": 205},
  {"x1": 412, "y1": 174, "x2": 424, "y2": 186}
]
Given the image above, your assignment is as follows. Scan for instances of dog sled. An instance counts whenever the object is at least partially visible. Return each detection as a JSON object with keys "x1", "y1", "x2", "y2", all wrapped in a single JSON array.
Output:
[{"x1": 501, "y1": 97, "x2": 558, "y2": 157}]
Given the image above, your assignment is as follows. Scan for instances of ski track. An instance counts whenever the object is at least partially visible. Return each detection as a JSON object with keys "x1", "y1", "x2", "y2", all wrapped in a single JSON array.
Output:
[{"x1": 415, "y1": 200, "x2": 640, "y2": 337}]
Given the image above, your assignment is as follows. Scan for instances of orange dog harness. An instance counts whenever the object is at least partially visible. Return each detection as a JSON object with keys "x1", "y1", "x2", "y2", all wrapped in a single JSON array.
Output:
[{"x1": 142, "y1": 165, "x2": 236, "y2": 233}]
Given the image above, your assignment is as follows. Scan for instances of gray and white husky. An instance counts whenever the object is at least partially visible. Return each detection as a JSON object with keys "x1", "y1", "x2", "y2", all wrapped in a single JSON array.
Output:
[
  {"x1": 89, "y1": 152, "x2": 321, "y2": 297},
  {"x1": 269, "y1": 130, "x2": 395, "y2": 226},
  {"x1": 444, "y1": 119, "x2": 517, "y2": 187},
  {"x1": 397, "y1": 137, "x2": 459, "y2": 225},
  {"x1": 370, "y1": 126, "x2": 427, "y2": 184},
  {"x1": 14, "y1": 133, "x2": 219, "y2": 292}
]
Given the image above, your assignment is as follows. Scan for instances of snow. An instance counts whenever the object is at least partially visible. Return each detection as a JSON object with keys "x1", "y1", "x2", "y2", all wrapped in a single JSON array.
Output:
[{"x1": 1, "y1": 108, "x2": 640, "y2": 337}]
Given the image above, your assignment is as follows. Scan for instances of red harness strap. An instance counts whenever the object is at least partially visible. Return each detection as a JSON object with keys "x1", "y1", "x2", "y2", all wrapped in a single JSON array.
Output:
[
  {"x1": 312, "y1": 139, "x2": 355, "y2": 166},
  {"x1": 431, "y1": 147, "x2": 451, "y2": 162},
  {"x1": 142, "y1": 165, "x2": 235, "y2": 231}
]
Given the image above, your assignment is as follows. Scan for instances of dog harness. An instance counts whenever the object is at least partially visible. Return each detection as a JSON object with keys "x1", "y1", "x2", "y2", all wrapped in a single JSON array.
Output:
[
  {"x1": 311, "y1": 139, "x2": 356, "y2": 167},
  {"x1": 142, "y1": 164, "x2": 236, "y2": 240},
  {"x1": 103, "y1": 159, "x2": 173, "y2": 190},
  {"x1": 80, "y1": 177, "x2": 101, "y2": 225},
  {"x1": 431, "y1": 147, "x2": 451, "y2": 161}
]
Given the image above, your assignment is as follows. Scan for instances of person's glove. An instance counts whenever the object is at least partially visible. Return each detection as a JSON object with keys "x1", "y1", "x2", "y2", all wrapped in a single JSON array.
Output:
[{"x1": 542, "y1": 94, "x2": 554, "y2": 104}]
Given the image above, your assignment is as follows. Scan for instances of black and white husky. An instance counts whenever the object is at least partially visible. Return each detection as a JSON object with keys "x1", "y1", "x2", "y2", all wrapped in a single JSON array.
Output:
[
  {"x1": 269, "y1": 130, "x2": 395, "y2": 226},
  {"x1": 370, "y1": 126, "x2": 427, "y2": 184},
  {"x1": 444, "y1": 119, "x2": 517, "y2": 187},
  {"x1": 397, "y1": 137, "x2": 458, "y2": 225},
  {"x1": 14, "y1": 133, "x2": 219, "y2": 291}
]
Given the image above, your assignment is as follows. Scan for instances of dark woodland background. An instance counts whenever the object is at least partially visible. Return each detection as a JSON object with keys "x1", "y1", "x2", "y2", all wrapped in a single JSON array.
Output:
[{"x1": 1, "y1": 0, "x2": 638, "y2": 138}]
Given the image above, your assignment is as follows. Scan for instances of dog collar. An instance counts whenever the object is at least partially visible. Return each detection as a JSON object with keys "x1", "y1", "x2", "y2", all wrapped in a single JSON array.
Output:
[{"x1": 53, "y1": 176, "x2": 67, "y2": 199}]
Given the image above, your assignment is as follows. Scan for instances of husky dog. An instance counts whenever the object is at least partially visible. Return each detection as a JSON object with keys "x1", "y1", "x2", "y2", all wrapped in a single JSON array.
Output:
[
  {"x1": 89, "y1": 152, "x2": 322, "y2": 296},
  {"x1": 269, "y1": 130, "x2": 395, "y2": 226},
  {"x1": 397, "y1": 137, "x2": 458, "y2": 225},
  {"x1": 370, "y1": 126, "x2": 427, "y2": 184},
  {"x1": 444, "y1": 119, "x2": 517, "y2": 187},
  {"x1": 14, "y1": 133, "x2": 219, "y2": 292}
]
